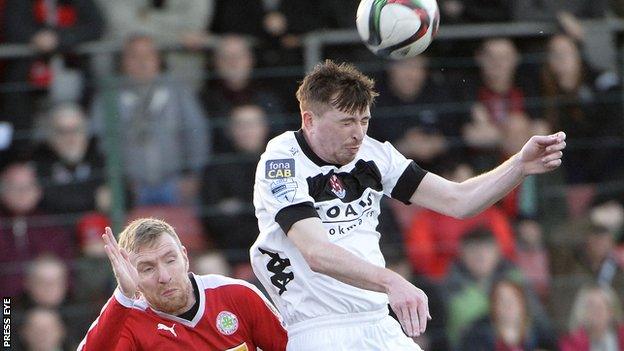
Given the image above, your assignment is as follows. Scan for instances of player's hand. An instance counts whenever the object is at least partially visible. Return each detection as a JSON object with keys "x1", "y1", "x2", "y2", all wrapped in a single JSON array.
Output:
[
  {"x1": 103, "y1": 227, "x2": 140, "y2": 299},
  {"x1": 386, "y1": 273, "x2": 431, "y2": 337},
  {"x1": 518, "y1": 131, "x2": 566, "y2": 175}
]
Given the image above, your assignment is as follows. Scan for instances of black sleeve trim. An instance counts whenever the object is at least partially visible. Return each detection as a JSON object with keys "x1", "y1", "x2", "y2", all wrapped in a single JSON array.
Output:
[
  {"x1": 391, "y1": 161, "x2": 428, "y2": 205},
  {"x1": 275, "y1": 201, "x2": 319, "y2": 235}
]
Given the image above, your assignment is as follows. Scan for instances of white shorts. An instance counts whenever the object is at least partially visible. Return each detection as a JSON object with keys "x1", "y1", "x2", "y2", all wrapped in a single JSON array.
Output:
[{"x1": 286, "y1": 309, "x2": 423, "y2": 351}]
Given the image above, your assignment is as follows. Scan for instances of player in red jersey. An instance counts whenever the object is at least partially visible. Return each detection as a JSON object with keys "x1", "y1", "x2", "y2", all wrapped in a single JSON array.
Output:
[{"x1": 78, "y1": 218, "x2": 287, "y2": 350}]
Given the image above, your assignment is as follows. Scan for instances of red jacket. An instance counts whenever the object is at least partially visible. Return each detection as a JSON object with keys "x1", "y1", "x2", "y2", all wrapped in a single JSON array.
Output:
[
  {"x1": 404, "y1": 206, "x2": 516, "y2": 280},
  {"x1": 78, "y1": 274, "x2": 287, "y2": 351},
  {"x1": 559, "y1": 326, "x2": 624, "y2": 351}
]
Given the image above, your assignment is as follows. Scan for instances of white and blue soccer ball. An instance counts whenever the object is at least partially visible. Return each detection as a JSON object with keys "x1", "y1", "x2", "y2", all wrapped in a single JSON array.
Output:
[{"x1": 356, "y1": 0, "x2": 440, "y2": 59}]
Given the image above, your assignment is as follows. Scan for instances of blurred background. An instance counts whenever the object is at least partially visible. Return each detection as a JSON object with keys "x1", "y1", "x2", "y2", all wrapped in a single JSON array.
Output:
[{"x1": 1, "y1": 0, "x2": 624, "y2": 350}]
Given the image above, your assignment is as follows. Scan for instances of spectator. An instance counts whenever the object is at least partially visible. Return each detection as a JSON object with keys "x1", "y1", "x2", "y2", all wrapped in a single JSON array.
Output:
[
  {"x1": 463, "y1": 38, "x2": 545, "y2": 172},
  {"x1": 460, "y1": 279, "x2": 556, "y2": 350},
  {"x1": 32, "y1": 103, "x2": 106, "y2": 215},
  {"x1": 18, "y1": 254, "x2": 69, "y2": 310},
  {"x1": 91, "y1": 34, "x2": 210, "y2": 206},
  {"x1": 2, "y1": 0, "x2": 104, "y2": 152},
  {"x1": 0, "y1": 162, "x2": 75, "y2": 297},
  {"x1": 95, "y1": 0, "x2": 215, "y2": 89},
  {"x1": 201, "y1": 35, "x2": 283, "y2": 124},
  {"x1": 17, "y1": 255, "x2": 88, "y2": 350},
  {"x1": 540, "y1": 34, "x2": 624, "y2": 186},
  {"x1": 192, "y1": 250, "x2": 232, "y2": 276},
  {"x1": 515, "y1": 217, "x2": 551, "y2": 300},
  {"x1": 371, "y1": 55, "x2": 461, "y2": 173},
  {"x1": 559, "y1": 284, "x2": 624, "y2": 350},
  {"x1": 19, "y1": 307, "x2": 67, "y2": 351},
  {"x1": 404, "y1": 163, "x2": 517, "y2": 280},
  {"x1": 443, "y1": 227, "x2": 549, "y2": 348},
  {"x1": 550, "y1": 222, "x2": 624, "y2": 329},
  {"x1": 201, "y1": 104, "x2": 269, "y2": 264}
]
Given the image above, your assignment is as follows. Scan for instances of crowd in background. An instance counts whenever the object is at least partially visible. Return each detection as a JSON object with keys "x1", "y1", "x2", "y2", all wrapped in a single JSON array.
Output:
[{"x1": 1, "y1": 0, "x2": 624, "y2": 350}]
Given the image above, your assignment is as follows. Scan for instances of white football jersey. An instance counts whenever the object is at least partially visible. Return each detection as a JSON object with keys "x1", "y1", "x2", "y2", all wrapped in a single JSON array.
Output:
[{"x1": 250, "y1": 130, "x2": 427, "y2": 327}]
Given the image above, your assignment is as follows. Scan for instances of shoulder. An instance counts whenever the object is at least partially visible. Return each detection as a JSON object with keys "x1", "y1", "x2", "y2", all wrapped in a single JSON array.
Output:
[
  {"x1": 258, "y1": 131, "x2": 300, "y2": 177},
  {"x1": 196, "y1": 274, "x2": 264, "y2": 299},
  {"x1": 263, "y1": 131, "x2": 298, "y2": 157},
  {"x1": 359, "y1": 135, "x2": 402, "y2": 163}
]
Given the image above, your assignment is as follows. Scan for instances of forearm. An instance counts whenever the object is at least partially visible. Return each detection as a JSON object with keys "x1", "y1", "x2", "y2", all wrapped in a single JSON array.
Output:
[
  {"x1": 456, "y1": 153, "x2": 525, "y2": 217},
  {"x1": 290, "y1": 219, "x2": 399, "y2": 293}
]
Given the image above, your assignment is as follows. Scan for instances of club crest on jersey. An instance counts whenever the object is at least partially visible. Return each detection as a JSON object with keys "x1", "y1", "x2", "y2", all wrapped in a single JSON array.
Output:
[
  {"x1": 216, "y1": 311, "x2": 239, "y2": 335},
  {"x1": 265, "y1": 159, "x2": 295, "y2": 179},
  {"x1": 329, "y1": 174, "x2": 346, "y2": 199},
  {"x1": 270, "y1": 178, "x2": 298, "y2": 203}
]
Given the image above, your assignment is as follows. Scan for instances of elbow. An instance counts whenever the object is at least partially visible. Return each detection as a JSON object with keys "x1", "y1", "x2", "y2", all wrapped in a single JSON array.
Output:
[
  {"x1": 446, "y1": 183, "x2": 479, "y2": 219},
  {"x1": 300, "y1": 243, "x2": 326, "y2": 274}
]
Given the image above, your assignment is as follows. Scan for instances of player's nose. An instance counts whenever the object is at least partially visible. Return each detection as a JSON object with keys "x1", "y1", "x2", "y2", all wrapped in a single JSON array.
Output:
[
  {"x1": 157, "y1": 267, "x2": 172, "y2": 284},
  {"x1": 352, "y1": 123, "x2": 365, "y2": 141}
]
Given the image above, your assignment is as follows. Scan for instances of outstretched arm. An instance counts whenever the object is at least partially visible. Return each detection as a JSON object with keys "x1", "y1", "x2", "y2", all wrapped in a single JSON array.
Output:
[
  {"x1": 289, "y1": 218, "x2": 430, "y2": 338},
  {"x1": 411, "y1": 131, "x2": 566, "y2": 218}
]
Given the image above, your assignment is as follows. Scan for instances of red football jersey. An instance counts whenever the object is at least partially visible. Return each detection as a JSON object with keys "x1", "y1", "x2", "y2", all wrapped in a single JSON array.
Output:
[{"x1": 78, "y1": 274, "x2": 287, "y2": 351}]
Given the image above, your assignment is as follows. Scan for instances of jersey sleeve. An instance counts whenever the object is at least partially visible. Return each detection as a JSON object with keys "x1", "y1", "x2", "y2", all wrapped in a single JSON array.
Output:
[
  {"x1": 242, "y1": 284, "x2": 288, "y2": 351},
  {"x1": 377, "y1": 141, "x2": 427, "y2": 204},
  {"x1": 255, "y1": 146, "x2": 319, "y2": 234},
  {"x1": 77, "y1": 288, "x2": 136, "y2": 351}
]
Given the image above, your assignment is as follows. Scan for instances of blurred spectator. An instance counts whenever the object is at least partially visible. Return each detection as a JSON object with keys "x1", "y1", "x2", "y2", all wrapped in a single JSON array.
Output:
[
  {"x1": 210, "y1": 95, "x2": 270, "y2": 154},
  {"x1": 371, "y1": 56, "x2": 461, "y2": 174},
  {"x1": 443, "y1": 227, "x2": 549, "y2": 348},
  {"x1": 540, "y1": 34, "x2": 624, "y2": 186},
  {"x1": 462, "y1": 38, "x2": 545, "y2": 172},
  {"x1": 589, "y1": 196, "x2": 624, "y2": 244},
  {"x1": 91, "y1": 34, "x2": 210, "y2": 206},
  {"x1": 201, "y1": 104, "x2": 269, "y2": 264},
  {"x1": 32, "y1": 103, "x2": 106, "y2": 214},
  {"x1": 73, "y1": 213, "x2": 112, "y2": 305},
  {"x1": 19, "y1": 307, "x2": 67, "y2": 351},
  {"x1": 201, "y1": 35, "x2": 283, "y2": 123},
  {"x1": 559, "y1": 284, "x2": 624, "y2": 350},
  {"x1": 2, "y1": 0, "x2": 104, "y2": 152},
  {"x1": 404, "y1": 163, "x2": 517, "y2": 280},
  {"x1": 19, "y1": 254, "x2": 69, "y2": 310},
  {"x1": 460, "y1": 279, "x2": 556, "y2": 350},
  {"x1": 192, "y1": 250, "x2": 232, "y2": 276},
  {"x1": 95, "y1": 0, "x2": 215, "y2": 89},
  {"x1": 0, "y1": 162, "x2": 75, "y2": 297},
  {"x1": 550, "y1": 222, "x2": 624, "y2": 330},
  {"x1": 515, "y1": 217, "x2": 551, "y2": 300}
]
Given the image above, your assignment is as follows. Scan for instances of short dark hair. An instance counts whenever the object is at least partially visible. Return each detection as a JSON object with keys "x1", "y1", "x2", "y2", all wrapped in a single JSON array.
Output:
[
  {"x1": 296, "y1": 59, "x2": 378, "y2": 115},
  {"x1": 461, "y1": 226, "x2": 496, "y2": 246}
]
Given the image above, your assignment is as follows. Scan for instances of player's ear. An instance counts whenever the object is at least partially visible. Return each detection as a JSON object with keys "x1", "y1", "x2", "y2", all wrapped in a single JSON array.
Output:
[
  {"x1": 181, "y1": 246, "x2": 189, "y2": 271},
  {"x1": 302, "y1": 110, "x2": 314, "y2": 129}
]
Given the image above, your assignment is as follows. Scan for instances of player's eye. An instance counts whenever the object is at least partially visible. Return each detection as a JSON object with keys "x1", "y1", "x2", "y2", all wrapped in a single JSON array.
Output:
[
  {"x1": 166, "y1": 258, "x2": 176, "y2": 264},
  {"x1": 142, "y1": 266, "x2": 153, "y2": 273}
]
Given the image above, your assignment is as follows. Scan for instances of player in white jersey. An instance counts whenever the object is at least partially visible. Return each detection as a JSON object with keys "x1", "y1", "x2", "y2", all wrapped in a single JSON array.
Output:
[{"x1": 250, "y1": 60, "x2": 567, "y2": 350}]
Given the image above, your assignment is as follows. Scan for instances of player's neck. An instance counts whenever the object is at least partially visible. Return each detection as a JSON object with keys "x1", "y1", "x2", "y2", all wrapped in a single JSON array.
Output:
[
  {"x1": 171, "y1": 278, "x2": 197, "y2": 316},
  {"x1": 301, "y1": 129, "x2": 336, "y2": 165}
]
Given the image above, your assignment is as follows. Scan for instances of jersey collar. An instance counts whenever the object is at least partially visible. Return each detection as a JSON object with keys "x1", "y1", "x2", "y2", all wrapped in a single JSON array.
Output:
[{"x1": 294, "y1": 129, "x2": 342, "y2": 168}]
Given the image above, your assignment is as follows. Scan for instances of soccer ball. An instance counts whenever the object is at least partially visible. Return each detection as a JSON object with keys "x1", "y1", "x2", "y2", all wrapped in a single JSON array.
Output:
[{"x1": 356, "y1": 0, "x2": 440, "y2": 59}]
